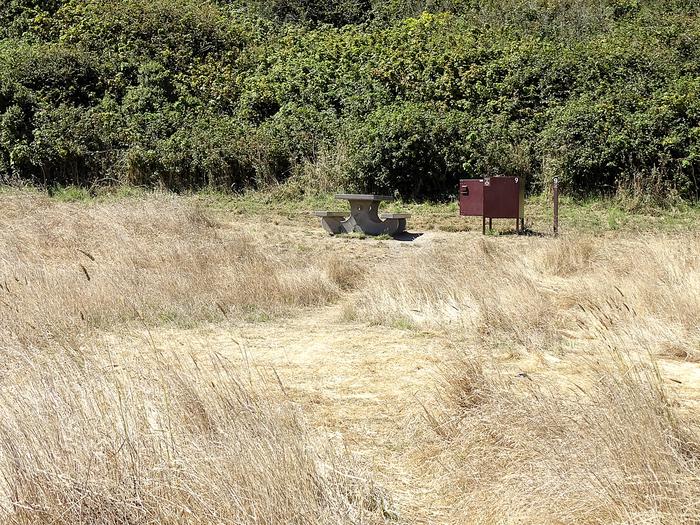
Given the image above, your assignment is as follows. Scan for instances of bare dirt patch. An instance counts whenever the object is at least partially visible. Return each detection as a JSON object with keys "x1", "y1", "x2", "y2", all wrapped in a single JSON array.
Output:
[{"x1": 116, "y1": 308, "x2": 450, "y2": 523}]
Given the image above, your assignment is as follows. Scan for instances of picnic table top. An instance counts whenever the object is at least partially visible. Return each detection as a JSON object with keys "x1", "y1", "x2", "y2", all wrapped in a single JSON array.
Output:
[{"x1": 335, "y1": 194, "x2": 394, "y2": 202}]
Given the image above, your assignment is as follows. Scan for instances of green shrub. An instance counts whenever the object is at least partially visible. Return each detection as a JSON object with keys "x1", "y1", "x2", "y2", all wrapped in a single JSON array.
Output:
[
  {"x1": 540, "y1": 77, "x2": 700, "y2": 197},
  {"x1": 245, "y1": 0, "x2": 373, "y2": 26},
  {"x1": 0, "y1": 0, "x2": 699, "y2": 199},
  {"x1": 0, "y1": 0, "x2": 66, "y2": 39},
  {"x1": 124, "y1": 116, "x2": 255, "y2": 190},
  {"x1": 345, "y1": 103, "x2": 470, "y2": 198}
]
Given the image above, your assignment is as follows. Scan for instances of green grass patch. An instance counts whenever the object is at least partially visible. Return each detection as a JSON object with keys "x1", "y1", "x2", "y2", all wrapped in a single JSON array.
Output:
[
  {"x1": 6, "y1": 184, "x2": 700, "y2": 234},
  {"x1": 48, "y1": 185, "x2": 93, "y2": 202}
]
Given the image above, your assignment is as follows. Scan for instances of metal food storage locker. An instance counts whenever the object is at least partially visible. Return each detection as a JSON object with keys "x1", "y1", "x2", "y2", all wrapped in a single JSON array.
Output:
[
  {"x1": 459, "y1": 176, "x2": 525, "y2": 234},
  {"x1": 458, "y1": 179, "x2": 484, "y2": 217}
]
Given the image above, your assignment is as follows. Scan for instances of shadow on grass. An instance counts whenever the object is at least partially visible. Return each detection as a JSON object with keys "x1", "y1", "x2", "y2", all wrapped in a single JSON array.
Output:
[
  {"x1": 392, "y1": 232, "x2": 424, "y2": 242},
  {"x1": 492, "y1": 228, "x2": 549, "y2": 237}
]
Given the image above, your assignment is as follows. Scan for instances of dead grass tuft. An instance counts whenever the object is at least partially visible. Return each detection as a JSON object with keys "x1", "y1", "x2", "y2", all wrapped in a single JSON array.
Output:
[
  {"x1": 437, "y1": 353, "x2": 700, "y2": 524},
  {"x1": 542, "y1": 235, "x2": 596, "y2": 276},
  {"x1": 325, "y1": 256, "x2": 365, "y2": 291}
]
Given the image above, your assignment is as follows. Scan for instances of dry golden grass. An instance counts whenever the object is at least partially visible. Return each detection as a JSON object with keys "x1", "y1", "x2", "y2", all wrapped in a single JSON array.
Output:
[
  {"x1": 435, "y1": 353, "x2": 700, "y2": 524},
  {"x1": 2, "y1": 190, "x2": 699, "y2": 524},
  {"x1": 0, "y1": 192, "x2": 353, "y2": 345},
  {"x1": 0, "y1": 192, "x2": 386, "y2": 524},
  {"x1": 0, "y1": 343, "x2": 390, "y2": 524},
  {"x1": 350, "y1": 233, "x2": 700, "y2": 362},
  {"x1": 348, "y1": 232, "x2": 700, "y2": 524}
]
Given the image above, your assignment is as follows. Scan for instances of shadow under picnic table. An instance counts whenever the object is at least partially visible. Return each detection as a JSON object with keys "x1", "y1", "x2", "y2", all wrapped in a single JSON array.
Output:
[{"x1": 391, "y1": 232, "x2": 423, "y2": 242}]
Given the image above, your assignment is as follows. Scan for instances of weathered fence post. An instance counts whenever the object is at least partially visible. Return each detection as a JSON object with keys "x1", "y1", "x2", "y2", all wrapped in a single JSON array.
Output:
[{"x1": 553, "y1": 177, "x2": 559, "y2": 236}]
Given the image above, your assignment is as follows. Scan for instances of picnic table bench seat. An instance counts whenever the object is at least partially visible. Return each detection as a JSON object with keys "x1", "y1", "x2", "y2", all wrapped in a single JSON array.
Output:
[
  {"x1": 313, "y1": 211, "x2": 347, "y2": 218},
  {"x1": 313, "y1": 211, "x2": 347, "y2": 234}
]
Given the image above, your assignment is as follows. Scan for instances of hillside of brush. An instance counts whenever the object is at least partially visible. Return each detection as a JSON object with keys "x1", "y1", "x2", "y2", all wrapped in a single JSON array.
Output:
[{"x1": 1, "y1": 0, "x2": 699, "y2": 200}]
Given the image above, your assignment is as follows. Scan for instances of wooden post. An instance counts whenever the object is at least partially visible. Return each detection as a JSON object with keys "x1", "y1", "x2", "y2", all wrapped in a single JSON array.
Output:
[{"x1": 553, "y1": 177, "x2": 559, "y2": 236}]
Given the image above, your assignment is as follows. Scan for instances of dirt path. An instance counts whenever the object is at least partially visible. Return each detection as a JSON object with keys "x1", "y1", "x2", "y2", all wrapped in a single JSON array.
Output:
[
  {"x1": 108, "y1": 227, "x2": 455, "y2": 523},
  {"x1": 234, "y1": 308, "x2": 450, "y2": 522},
  {"x1": 131, "y1": 305, "x2": 451, "y2": 523}
]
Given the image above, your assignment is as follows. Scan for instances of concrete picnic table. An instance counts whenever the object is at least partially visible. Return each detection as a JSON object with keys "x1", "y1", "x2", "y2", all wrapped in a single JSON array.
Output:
[{"x1": 313, "y1": 194, "x2": 410, "y2": 236}]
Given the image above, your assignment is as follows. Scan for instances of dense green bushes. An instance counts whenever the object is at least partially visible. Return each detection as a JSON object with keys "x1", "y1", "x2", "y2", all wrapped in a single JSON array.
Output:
[
  {"x1": 245, "y1": 0, "x2": 373, "y2": 26},
  {"x1": 0, "y1": 0, "x2": 699, "y2": 199}
]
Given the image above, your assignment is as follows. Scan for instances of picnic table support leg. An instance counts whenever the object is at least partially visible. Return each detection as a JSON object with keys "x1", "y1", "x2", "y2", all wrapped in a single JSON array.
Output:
[
  {"x1": 341, "y1": 200, "x2": 405, "y2": 236},
  {"x1": 320, "y1": 217, "x2": 344, "y2": 235},
  {"x1": 482, "y1": 216, "x2": 486, "y2": 235}
]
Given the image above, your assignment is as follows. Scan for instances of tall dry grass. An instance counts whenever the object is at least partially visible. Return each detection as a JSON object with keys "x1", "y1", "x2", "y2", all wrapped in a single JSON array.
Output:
[
  {"x1": 0, "y1": 192, "x2": 353, "y2": 346},
  {"x1": 436, "y1": 353, "x2": 700, "y2": 524},
  {"x1": 0, "y1": 343, "x2": 389, "y2": 524},
  {"x1": 349, "y1": 233, "x2": 700, "y2": 362},
  {"x1": 349, "y1": 232, "x2": 700, "y2": 523},
  {"x1": 0, "y1": 192, "x2": 385, "y2": 524}
]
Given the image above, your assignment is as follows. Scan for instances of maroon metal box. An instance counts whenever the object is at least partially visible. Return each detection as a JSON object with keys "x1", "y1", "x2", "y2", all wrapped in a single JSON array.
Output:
[
  {"x1": 459, "y1": 176, "x2": 526, "y2": 233},
  {"x1": 458, "y1": 179, "x2": 484, "y2": 217},
  {"x1": 483, "y1": 176, "x2": 525, "y2": 233},
  {"x1": 483, "y1": 176, "x2": 524, "y2": 219}
]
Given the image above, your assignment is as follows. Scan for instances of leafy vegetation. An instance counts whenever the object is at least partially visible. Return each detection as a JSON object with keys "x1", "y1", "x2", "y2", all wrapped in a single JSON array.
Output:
[{"x1": 1, "y1": 0, "x2": 699, "y2": 199}]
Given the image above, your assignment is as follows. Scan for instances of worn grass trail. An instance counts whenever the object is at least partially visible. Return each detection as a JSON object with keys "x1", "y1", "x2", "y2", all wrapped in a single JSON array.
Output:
[
  {"x1": 99, "y1": 218, "x2": 700, "y2": 525},
  {"x1": 109, "y1": 224, "x2": 700, "y2": 525},
  {"x1": 98, "y1": 228, "x2": 452, "y2": 523},
  {"x1": 181, "y1": 307, "x2": 449, "y2": 523},
  {"x1": 112, "y1": 307, "x2": 451, "y2": 523}
]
